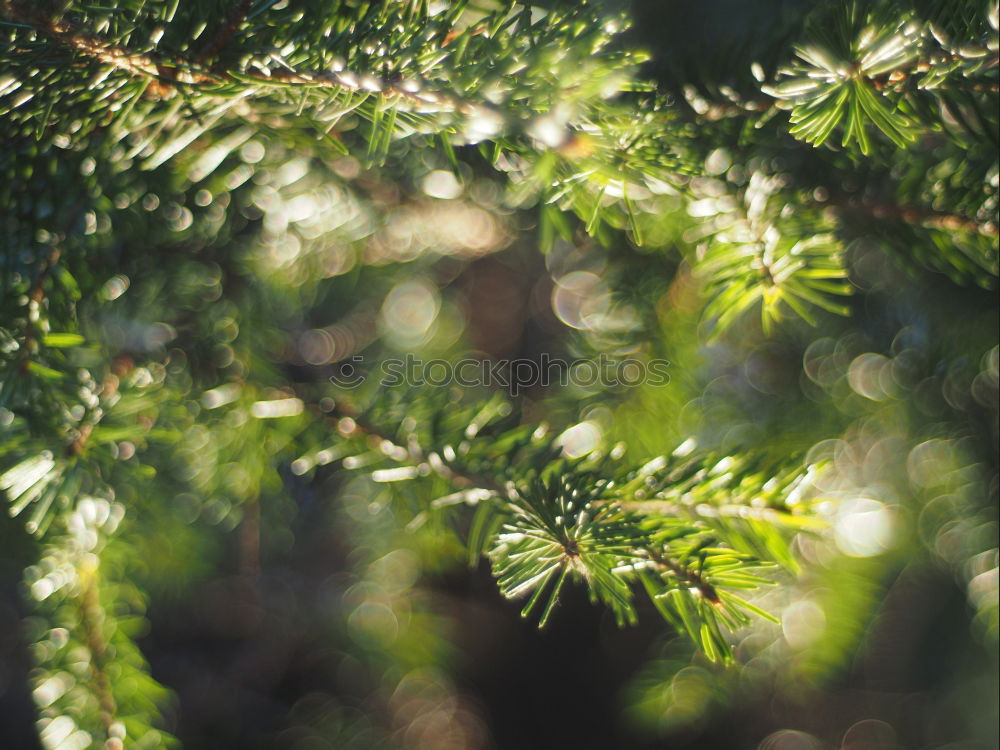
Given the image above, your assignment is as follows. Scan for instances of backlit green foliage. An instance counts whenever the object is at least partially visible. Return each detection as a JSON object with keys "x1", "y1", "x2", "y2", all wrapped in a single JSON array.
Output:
[{"x1": 1, "y1": 0, "x2": 997, "y2": 747}]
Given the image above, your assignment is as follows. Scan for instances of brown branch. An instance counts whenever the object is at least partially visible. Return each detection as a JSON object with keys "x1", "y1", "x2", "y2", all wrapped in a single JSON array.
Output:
[{"x1": 821, "y1": 194, "x2": 998, "y2": 237}]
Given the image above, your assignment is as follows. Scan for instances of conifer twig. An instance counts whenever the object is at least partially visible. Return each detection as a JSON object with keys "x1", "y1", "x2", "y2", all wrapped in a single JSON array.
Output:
[
  {"x1": 2, "y1": 1, "x2": 175, "y2": 79},
  {"x1": 294, "y1": 392, "x2": 508, "y2": 494},
  {"x1": 1, "y1": 0, "x2": 476, "y2": 111},
  {"x1": 324, "y1": 398, "x2": 507, "y2": 494},
  {"x1": 647, "y1": 548, "x2": 721, "y2": 603},
  {"x1": 79, "y1": 568, "x2": 117, "y2": 740}
]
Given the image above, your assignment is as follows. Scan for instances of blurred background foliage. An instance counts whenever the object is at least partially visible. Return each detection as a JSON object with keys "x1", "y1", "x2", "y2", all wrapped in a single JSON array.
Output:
[{"x1": 0, "y1": 0, "x2": 997, "y2": 749}]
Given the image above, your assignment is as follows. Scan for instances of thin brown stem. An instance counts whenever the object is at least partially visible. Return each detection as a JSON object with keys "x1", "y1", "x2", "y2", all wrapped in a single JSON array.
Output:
[
  {"x1": 647, "y1": 548, "x2": 720, "y2": 603},
  {"x1": 821, "y1": 193, "x2": 998, "y2": 237},
  {"x1": 322, "y1": 397, "x2": 506, "y2": 494}
]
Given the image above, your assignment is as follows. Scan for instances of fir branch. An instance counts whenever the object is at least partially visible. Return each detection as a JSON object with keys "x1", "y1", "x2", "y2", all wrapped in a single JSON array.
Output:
[
  {"x1": 2, "y1": 0, "x2": 217, "y2": 101},
  {"x1": 324, "y1": 397, "x2": 506, "y2": 494},
  {"x1": 1, "y1": 1, "x2": 185, "y2": 88},
  {"x1": 78, "y1": 566, "x2": 117, "y2": 740},
  {"x1": 1, "y1": 0, "x2": 475, "y2": 111}
]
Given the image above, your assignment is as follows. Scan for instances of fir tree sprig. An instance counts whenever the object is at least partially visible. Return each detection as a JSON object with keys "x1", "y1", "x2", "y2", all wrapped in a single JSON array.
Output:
[{"x1": 311, "y1": 388, "x2": 823, "y2": 663}]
